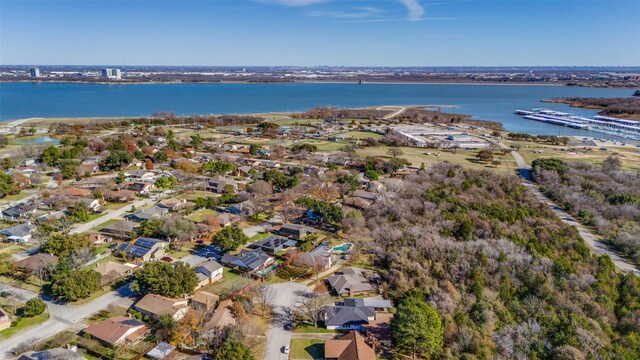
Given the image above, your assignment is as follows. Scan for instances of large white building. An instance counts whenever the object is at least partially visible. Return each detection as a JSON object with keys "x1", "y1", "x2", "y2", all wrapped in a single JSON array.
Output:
[
  {"x1": 101, "y1": 68, "x2": 122, "y2": 80},
  {"x1": 29, "y1": 68, "x2": 41, "y2": 78}
]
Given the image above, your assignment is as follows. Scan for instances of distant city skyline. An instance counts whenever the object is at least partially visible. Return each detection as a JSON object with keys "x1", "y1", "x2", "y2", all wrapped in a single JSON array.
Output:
[{"x1": 1, "y1": 0, "x2": 639, "y2": 66}]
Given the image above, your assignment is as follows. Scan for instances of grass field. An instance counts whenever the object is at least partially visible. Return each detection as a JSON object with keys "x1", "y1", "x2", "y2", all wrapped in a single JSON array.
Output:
[
  {"x1": 355, "y1": 145, "x2": 518, "y2": 173},
  {"x1": 199, "y1": 267, "x2": 253, "y2": 297},
  {"x1": 293, "y1": 324, "x2": 338, "y2": 334},
  {"x1": 0, "y1": 297, "x2": 50, "y2": 340},
  {"x1": 187, "y1": 208, "x2": 218, "y2": 222},
  {"x1": 338, "y1": 130, "x2": 382, "y2": 139},
  {"x1": 289, "y1": 339, "x2": 325, "y2": 360}
]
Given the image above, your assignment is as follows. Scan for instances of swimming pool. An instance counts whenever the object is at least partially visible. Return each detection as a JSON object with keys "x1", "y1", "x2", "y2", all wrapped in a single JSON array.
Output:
[{"x1": 332, "y1": 243, "x2": 352, "y2": 253}]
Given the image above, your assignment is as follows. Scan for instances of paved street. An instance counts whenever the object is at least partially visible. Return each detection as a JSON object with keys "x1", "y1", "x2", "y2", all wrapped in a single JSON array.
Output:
[
  {"x1": 503, "y1": 145, "x2": 640, "y2": 276},
  {"x1": 0, "y1": 284, "x2": 135, "y2": 355},
  {"x1": 263, "y1": 282, "x2": 311, "y2": 360}
]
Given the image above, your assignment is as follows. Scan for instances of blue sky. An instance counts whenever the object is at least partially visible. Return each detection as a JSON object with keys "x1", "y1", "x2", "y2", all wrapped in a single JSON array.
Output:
[{"x1": 1, "y1": 0, "x2": 639, "y2": 66}]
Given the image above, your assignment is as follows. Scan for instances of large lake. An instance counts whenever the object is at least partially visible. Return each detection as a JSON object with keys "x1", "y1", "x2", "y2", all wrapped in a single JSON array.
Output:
[{"x1": 0, "y1": 82, "x2": 634, "y2": 136}]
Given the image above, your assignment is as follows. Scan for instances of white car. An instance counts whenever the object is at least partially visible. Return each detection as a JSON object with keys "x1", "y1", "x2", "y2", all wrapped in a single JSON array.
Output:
[{"x1": 282, "y1": 345, "x2": 290, "y2": 354}]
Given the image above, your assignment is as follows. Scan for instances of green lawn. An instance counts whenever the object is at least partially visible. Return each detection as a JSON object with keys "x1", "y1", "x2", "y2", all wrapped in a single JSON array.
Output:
[
  {"x1": 0, "y1": 243, "x2": 29, "y2": 256},
  {"x1": 248, "y1": 232, "x2": 273, "y2": 242},
  {"x1": 0, "y1": 312, "x2": 50, "y2": 340},
  {"x1": 339, "y1": 130, "x2": 382, "y2": 139},
  {"x1": 200, "y1": 267, "x2": 253, "y2": 297},
  {"x1": 290, "y1": 339, "x2": 325, "y2": 360},
  {"x1": 293, "y1": 324, "x2": 338, "y2": 334},
  {"x1": 90, "y1": 218, "x2": 119, "y2": 232},
  {"x1": 187, "y1": 208, "x2": 218, "y2": 223}
]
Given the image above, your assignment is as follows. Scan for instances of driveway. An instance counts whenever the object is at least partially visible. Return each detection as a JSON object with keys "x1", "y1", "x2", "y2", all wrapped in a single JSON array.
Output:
[
  {"x1": 0, "y1": 284, "x2": 135, "y2": 355},
  {"x1": 264, "y1": 282, "x2": 311, "y2": 360},
  {"x1": 498, "y1": 143, "x2": 640, "y2": 276}
]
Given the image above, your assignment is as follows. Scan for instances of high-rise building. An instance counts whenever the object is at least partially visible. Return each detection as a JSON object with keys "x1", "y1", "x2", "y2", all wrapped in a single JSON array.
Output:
[
  {"x1": 29, "y1": 68, "x2": 41, "y2": 78},
  {"x1": 101, "y1": 68, "x2": 122, "y2": 80}
]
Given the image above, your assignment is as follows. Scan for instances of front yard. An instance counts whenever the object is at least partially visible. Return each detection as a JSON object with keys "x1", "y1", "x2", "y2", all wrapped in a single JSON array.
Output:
[{"x1": 290, "y1": 339, "x2": 325, "y2": 360}]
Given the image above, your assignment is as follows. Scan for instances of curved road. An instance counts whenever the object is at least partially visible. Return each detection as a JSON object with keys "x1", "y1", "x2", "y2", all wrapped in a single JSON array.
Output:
[{"x1": 504, "y1": 145, "x2": 640, "y2": 276}]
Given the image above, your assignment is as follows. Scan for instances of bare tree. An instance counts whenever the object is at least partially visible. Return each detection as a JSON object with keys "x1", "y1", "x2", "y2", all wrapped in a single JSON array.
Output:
[
  {"x1": 297, "y1": 291, "x2": 331, "y2": 327},
  {"x1": 254, "y1": 285, "x2": 277, "y2": 317}
]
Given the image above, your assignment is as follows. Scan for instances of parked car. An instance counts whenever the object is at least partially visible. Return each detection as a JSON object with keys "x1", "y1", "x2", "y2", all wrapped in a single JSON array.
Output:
[{"x1": 282, "y1": 346, "x2": 290, "y2": 354}]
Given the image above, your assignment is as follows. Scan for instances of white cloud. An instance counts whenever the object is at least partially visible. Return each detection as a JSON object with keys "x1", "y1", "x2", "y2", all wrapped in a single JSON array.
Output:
[
  {"x1": 397, "y1": 0, "x2": 425, "y2": 20},
  {"x1": 308, "y1": 7, "x2": 383, "y2": 20}
]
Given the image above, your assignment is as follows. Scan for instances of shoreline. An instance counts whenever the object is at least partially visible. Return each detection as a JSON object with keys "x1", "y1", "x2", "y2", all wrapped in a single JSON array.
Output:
[{"x1": 0, "y1": 79, "x2": 588, "y2": 87}]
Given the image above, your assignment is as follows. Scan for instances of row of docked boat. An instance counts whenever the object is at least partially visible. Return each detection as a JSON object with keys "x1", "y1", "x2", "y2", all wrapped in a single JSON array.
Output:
[{"x1": 514, "y1": 109, "x2": 640, "y2": 141}]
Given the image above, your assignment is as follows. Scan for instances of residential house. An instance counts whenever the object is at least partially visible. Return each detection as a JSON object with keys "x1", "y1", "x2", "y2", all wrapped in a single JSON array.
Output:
[
  {"x1": 325, "y1": 298, "x2": 393, "y2": 331},
  {"x1": 89, "y1": 232, "x2": 112, "y2": 245},
  {"x1": 194, "y1": 259, "x2": 223, "y2": 288},
  {"x1": 206, "y1": 299, "x2": 236, "y2": 330},
  {"x1": 15, "y1": 253, "x2": 59, "y2": 273},
  {"x1": 11, "y1": 166, "x2": 37, "y2": 178},
  {"x1": 125, "y1": 206, "x2": 168, "y2": 222},
  {"x1": 203, "y1": 175, "x2": 237, "y2": 194},
  {"x1": 133, "y1": 294, "x2": 189, "y2": 321},
  {"x1": 220, "y1": 249, "x2": 274, "y2": 274},
  {"x1": 18, "y1": 348, "x2": 87, "y2": 360},
  {"x1": 191, "y1": 291, "x2": 219, "y2": 312},
  {"x1": 0, "y1": 306, "x2": 11, "y2": 331},
  {"x1": 55, "y1": 187, "x2": 92, "y2": 198},
  {"x1": 216, "y1": 213, "x2": 234, "y2": 227},
  {"x1": 126, "y1": 182, "x2": 153, "y2": 195},
  {"x1": 94, "y1": 261, "x2": 135, "y2": 286},
  {"x1": 145, "y1": 342, "x2": 175, "y2": 360},
  {"x1": 125, "y1": 170, "x2": 156, "y2": 182},
  {"x1": 156, "y1": 197, "x2": 187, "y2": 212},
  {"x1": 324, "y1": 331, "x2": 376, "y2": 360},
  {"x1": 0, "y1": 223, "x2": 37, "y2": 243},
  {"x1": 221, "y1": 200, "x2": 256, "y2": 216},
  {"x1": 236, "y1": 165, "x2": 253, "y2": 177},
  {"x1": 78, "y1": 163, "x2": 99, "y2": 174},
  {"x1": 75, "y1": 197, "x2": 103, "y2": 212},
  {"x1": 117, "y1": 237, "x2": 168, "y2": 262},
  {"x1": 295, "y1": 241, "x2": 333, "y2": 270},
  {"x1": 102, "y1": 189, "x2": 137, "y2": 202},
  {"x1": 278, "y1": 223, "x2": 318, "y2": 240},
  {"x1": 366, "y1": 181, "x2": 384, "y2": 193},
  {"x1": 2, "y1": 202, "x2": 36, "y2": 220},
  {"x1": 82, "y1": 316, "x2": 149, "y2": 347},
  {"x1": 74, "y1": 176, "x2": 112, "y2": 189},
  {"x1": 247, "y1": 235, "x2": 298, "y2": 254},
  {"x1": 100, "y1": 220, "x2": 139, "y2": 238},
  {"x1": 326, "y1": 268, "x2": 377, "y2": 297}
]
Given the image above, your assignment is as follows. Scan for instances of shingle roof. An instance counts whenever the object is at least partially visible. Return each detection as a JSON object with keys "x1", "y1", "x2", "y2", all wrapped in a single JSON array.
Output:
[
  {"x1": 324, "y1": 331, "x2": 376, "y2": 360},
  {"x1": 0, "y1": 223, "x2": 36, "y2": 238},
  {"x1": 82, "y1": 316, "x2": 147, "y2": 345}
]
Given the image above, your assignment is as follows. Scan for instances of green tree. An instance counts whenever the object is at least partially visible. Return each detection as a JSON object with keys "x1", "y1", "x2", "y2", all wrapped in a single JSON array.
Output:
[
  {"x1": 249, "y1": 144, "x2": 262, "y2": 156},
  {"x1": 136, "y1": 218, "x2": 164, "y2": 238},
  {"x1": 212, "y1": 225, "x2": 248, "y2": 251},
  {"x1": 41, "y1": 146, "x2": 62, "y2": 166},
  {"x1": 336, "y1": 174, "x2": 360, "y2": 191},
  {"x1": 42, "y1": 233, "x2": 93, "y2": 257},
  {"x1": 190, "y1": 134, "x2": 203, "y2": 149},
  {"x1": 213, "y1": 340, "x2": 255, "y2": 360},
  {"x1": 0, "y1": 173, "x2": 16, "y2": 197},
  {"x1": 154, "y1": 150, "x2": 168, "y2": 162},
  {"x1": 131, "y1": 261, "x2": 197, "y2": 297},
  {"x1": 101, "y1": 150, "x2": 132, "y2": 170},
  {"x1": 51, "y1": 269, "x2": 102, "y2": 302},
  {"x1": 295, "y1": 196, "x2": 343, "y2": 224},
  {"x1": 202, "y1": 161, "x2": 236, "y2": 175},
  {"x1": 115, "y1": 171, "x2": 126, "y2": 185},
  {"x1": 22, "y1": 298, "x2": 46, "y2": 317},
  {"x1": 58, "y1": 160, "x2": 79, "y2": 179},
  {"x1": 67, "y1": 202, "x2": 90, "y2": 222},
  {"x1": 364, "y1": 169, "x2": 379, "y2": 181},
  {"x1": 391, "y1": 294, "x2": 443, "y2": 359}
]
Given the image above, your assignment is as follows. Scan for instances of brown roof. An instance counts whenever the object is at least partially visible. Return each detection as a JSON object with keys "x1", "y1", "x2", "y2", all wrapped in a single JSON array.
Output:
[
  {"x1": 324, "y1": 331, "x2": 376, "y2": 360},
  {"x1": 15, "y1": 253, "x2": 59, "y2": 271},
  {"x1": 134, "y1": 294, "x2": 188, "y2": 318},
  {"x1": 207, "y1": 299, "x2": 236, "y2": 329},
  {"x1": 56, "y1": 187, "x2": 92, "y2": 197},
  {"x1": 191, "y1": 291, "x2": 219, "y2": 310},
  {"x1": 83, "y1": 316, "x2": 147, "y2": 346},
  {"x1": 103, "y1": 189, "x2": 137, "y2": 200},
  {"x1": 94, "y1": 261, "x2": 132, "y2": 278}
]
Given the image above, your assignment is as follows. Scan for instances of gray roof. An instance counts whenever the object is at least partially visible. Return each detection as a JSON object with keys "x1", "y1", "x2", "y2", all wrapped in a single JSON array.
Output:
[
  {"x1": 146, "y1": 342, "x2": 175, "y2": 359},
  {"x1": 0, "y1": 223, "x2": 36, "y2": 238},
  {"x1": 326, "y1": 272, "x2": 374, "y2": 295},
  {"x1": 3, "y1": 202, "x2": 35, "y2": 218},
  {"x1": 325, "y1": 306, "x2": 373, "y2": 328},
  {"x1": 343, "y1": 298, "x2": 392, "y2": 309},
  {"x1": 126, "y1": 206, "x2": 167, "y2": 221},
  {"x1": 18, "y1": 347, "x2": 86, "y2": 360},
  {"x1": 247, "y1": 235, "x2": 298, "y2": 252},
  {"x1": 195, "y1": 259, "x2": 223, "y2": 273},
  {"x1": 221, "y1": 249, "x2": 272, "y2": 271}
]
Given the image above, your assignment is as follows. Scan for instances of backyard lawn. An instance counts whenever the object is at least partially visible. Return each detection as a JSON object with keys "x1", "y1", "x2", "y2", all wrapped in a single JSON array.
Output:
[
  {"x1": 187, "y1": 208, "x2": 218, "y2": 223},
  {"x1": 0, "y1": 297, "x2": 50, "y2": 340},
  {"x1": 199, "y1": 267, "x2": 253, "y2": 298},
  {"x1": 290, "y1": 339, "x2": 325, "y2": 360}
]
